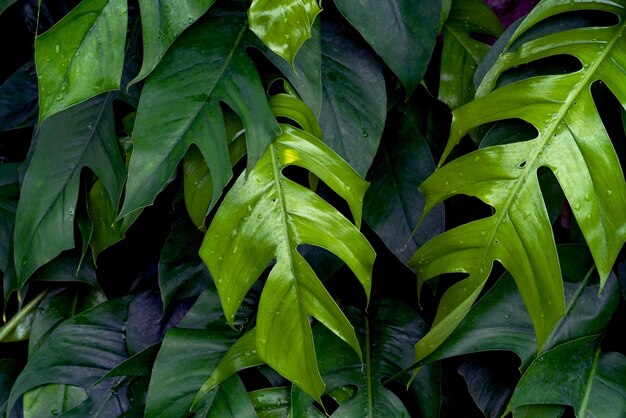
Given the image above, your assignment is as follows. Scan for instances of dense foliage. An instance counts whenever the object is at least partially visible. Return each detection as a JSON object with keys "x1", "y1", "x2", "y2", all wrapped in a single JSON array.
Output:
[{"x1": 1, "y1": 0, "x2": 626, "y2": 416}]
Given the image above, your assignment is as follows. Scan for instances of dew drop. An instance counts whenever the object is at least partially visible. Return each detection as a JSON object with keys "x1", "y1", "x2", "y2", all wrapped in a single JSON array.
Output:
[
  {"x1": 458, "y1": 240, "x2": 464, "y2": 244},
  {"x1": 459, "y1": 172, "x2": 463, "y2": 177},
  {"x1": 232, "y1": 245, "x2": 239, "y2": 254},
  {"x1": 247, "y1": 205, "x2": 253, "y2": 212},
  {"x1": 480, "y1": 231, "x2": 486, "y2": 237},
  {"x1": 473, "y1": 156, "x2": 480, "y2": 162},
  {"x1": 608, "y1": 189, "x2": 613, "y2": 196},
  {"x1": 231, "y1": 229, "x2": 238, "y2": 238},
  {"x1": 362, "y1": 129, "x2": 369, "y2": 137},
  {"x1": 257, "y1": 213, "x2": 263, "y2": 219},
  {"x1": 55, "y1": 44, "x2": 59, "y2": 53},
  {"x1": 505, "y1": 314, "x2": 510, "y2": 319},
  {"x1": 445, "y1": 181, "x2": 449, "y2": 186}
]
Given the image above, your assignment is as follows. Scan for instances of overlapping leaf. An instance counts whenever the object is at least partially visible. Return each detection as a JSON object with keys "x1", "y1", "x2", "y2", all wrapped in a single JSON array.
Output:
[
  {"x1": 248, "y1": 0, "x2": 321, "y2": 65},
  {"x1": 132, "y1": 0, "x2": 218, "y2": 84},
  {"x1": 35, "y1": 0, "x2": 127, "y2": 124},
  {"x1": 333, "y1": 0, "x2": 441, "y2": 95},
  {"x1": 14, "y1": 93, "x2": 125, "y2": 284},
  {"x1": 0, "y1": 60, "x2": 38, "y2": 130},
  {"x1": 439, "y1": 0, "x2": 503, "y2": 108},
  {"x1": 410, "y1": 0, "x2": 626, "y2": 365},
  {"x1": 120, "y1": 9, "x2": 280, "y2": 219},
  {"x1": 199, "y1": 98, "x2": 375, "y2": 400}
]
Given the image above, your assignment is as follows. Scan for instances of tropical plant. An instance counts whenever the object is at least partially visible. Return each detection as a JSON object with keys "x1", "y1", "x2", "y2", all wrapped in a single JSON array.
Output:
[{"x1": 1, "y1": 0, "x2": 625, "y2": 417}]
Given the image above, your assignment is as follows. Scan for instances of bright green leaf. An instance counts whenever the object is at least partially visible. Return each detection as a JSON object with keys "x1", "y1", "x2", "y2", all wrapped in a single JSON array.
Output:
[
  {"x1": 132, "y1": 0, "x2": 218, "y2": 84},
  {"x1": 439, "y1": 0, "x2": 503, "y2": 108},
  {"x1": 249, "y1": 0, "x2": 321, "y2": 66},
  {"x1": 23, "y1": 384, "x2": 87, "y2": 418},
  {"x1": 120, "y1": 10, "x2": 280, "y2": 219},
  {"x1": 200, "y1": 119, "x2": 375, "y2": 400},
  {"x1": 333, "y1": 0, "x2": 441, "y2": 96},
  {"x1": 0, "y1": 290, "x2": 46, "y2": 343},
  {"x1": 35, "y1": 0, "x2": 127, "y2": 124},
  {"x1": 411, "y1": 0, "x2": 626, "y2": 365},
  {"x1": 319, "y1": 20, "x2": 386, "y2": 177}
]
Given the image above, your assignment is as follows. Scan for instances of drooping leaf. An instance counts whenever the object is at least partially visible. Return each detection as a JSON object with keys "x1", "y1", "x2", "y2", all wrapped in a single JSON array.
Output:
[
  {"x1": 158, "y1": 218, "x2": 211, "y2": 314},
  {"x1": 131, "y1": 0, "x2": 218, "y2": 84},
  {"x1": 120, "y1": 9, "x2": 280, "y2": 219},
  {"x1": 421, "y1": 245, "x2": 620, "y2": 370},
  {"x1": 30, "y1": 254, "x2": 99, "y2": 288},
  {"x1": 0, "y1": 60, "x2": 38, "y2": 130},
  {"x1": 508, "y1": 336, "x2": 626, "y2": 417},
  {"x1": 296, "y1": 300, "x2": 441, "y2": 417},
  {"x1": 199, "y1": 113, "x2": 375, "y2": 400},
  {"x1": 14, "y1": 93, "x2": 125, "y2": 285},
  {"x1": 35, "y1": 0, "x2": 127, "y2": 124},
  {"x1": 364, "y1": 92, "x2": 445, "y2": 265},
  {"x1": 439, "y1": 0, "x2": 503, "y2": 109},
  {"x1": 319, "y1": 20, "x2": 386, "y2": 177},
  {"x1": 333, "y1": 0, "x2": 441, "y2": 96},
  {"x1": 410, "y1": 0, "x2": 626, "y2": 365},
  {"x1": 249, "y1": 0, "x2": 321, "y2": 66},
  {"x1": 144, "y1": 287, "x2": 254, "y2": 418},
  {"x1": 264, "y1": 20, "x2": 322, "y2": 117},
  {"x1": 6, "y1": 297, "x2": 130, "y2": 414},
  {"x1": 183, "y1": 110, "x2": 245, "y2": 230},
  {"x1": 87, "y1": 180, "x2": 124, "y2": 260}
]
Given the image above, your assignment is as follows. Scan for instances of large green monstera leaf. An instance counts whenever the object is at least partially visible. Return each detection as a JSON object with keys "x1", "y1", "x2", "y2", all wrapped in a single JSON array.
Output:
[
  {"x1": 199, "y1": 97, "x2": 375, "y2": 401},
  {"x1": 410, "y1": 0, "x2": 626, "y2": 365}
]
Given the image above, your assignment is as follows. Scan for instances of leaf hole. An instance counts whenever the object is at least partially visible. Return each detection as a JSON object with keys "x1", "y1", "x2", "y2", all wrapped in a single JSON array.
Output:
[
  {"x1": 477, "y1": 118, "x2": 538, "y2": 148},
  {"x1": 518, "y1": 160, "x2": 527, "y2": 168},
  {"x1": 495, "y1": 54, "x2": 583, "y2": 90}
]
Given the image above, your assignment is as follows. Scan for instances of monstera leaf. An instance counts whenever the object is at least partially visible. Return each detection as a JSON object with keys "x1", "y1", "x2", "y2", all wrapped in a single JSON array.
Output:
[
  {"x1": 439, "y1": 0, "x2": 503, "y2": 109},
  {"x1": 199, "y1": 96, "x2": 375, "y2": 400},
  {"x1": 248, "y1": 0, "x2": 321, "y2": 65},
  {"x1": 410, "y1": 0, "x2": 626, "y2": 366},
  {"x1": 120, "y1": 8, "x2": 280, "y2": 219},
  {"x1": 35, "y1": 0, "x2": 127, "y2": 124}
]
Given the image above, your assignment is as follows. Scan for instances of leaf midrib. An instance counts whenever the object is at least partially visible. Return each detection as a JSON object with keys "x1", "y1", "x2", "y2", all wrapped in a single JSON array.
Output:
[{"x1": 482, "y1": 20, "x2": 626, "y2": 275}]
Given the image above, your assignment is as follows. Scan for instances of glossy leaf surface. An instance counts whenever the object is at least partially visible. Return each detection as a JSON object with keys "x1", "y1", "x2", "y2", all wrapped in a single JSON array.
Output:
[
  {"x1": 411, "y1": 0, "x2": 626, "y2": 364},
  {"x1": 319, "y1": 20, "x2": 386, "y2": 176},
  {"x1": 508, "y1": 337, "x2": 626, "y2": 417},
  {"x1": 121, "y1": 10, "x2": 280, "y2": 218},
  {"x1": 132, "y1": 0, "x2": 217, "y2": 84},
  {"x1": 422, "y1": 245, "x2": 620, "y2": 370},
  {"x1": 439, "y1": 0, "x2": 503, "y2": 108},
  {"x1": 304, "y1": 300, "x2": 440, "y2": 417},
  {"x1": 35, "y1": 0, "x2": 127, "y2": 124},
  {"x1": 333, "y1": 0, "x2": 440, "y2": 95},
  {"x1": 14, "y1": 94, "x2": 125, "y2": 284},
  {"x1": 6, "y1": 297, "x2": 130, "y2": 414},
  {"x1": 248, "y1": 0, "x2": 321, "y2": 65},
  {"x1": 200, "y1": 120, "x2": 375, "y2": 400}
]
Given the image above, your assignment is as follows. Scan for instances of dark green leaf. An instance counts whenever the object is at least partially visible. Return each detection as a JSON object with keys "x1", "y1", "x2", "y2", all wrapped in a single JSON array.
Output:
[
  {"x1": 0, "y1": 163, "x2": 19, "y2": 304},
  {"x1": 120, "y1": 10, "x2": 280, "y2": 219},
  {"x1": 6, "y1": 296, "x2": 130, "y2": 414},
  {"x1": 0, "y1": 359, "x2": 19, "y2": 415},
  {"x1": 191, "y1": 375, "x2": 256, "y2": 418},
  {"x1": 364, "y1": 96, "x2": 444, "y2": 265},
  {"x1": 310, "y1": 300, "x2": 440, "y2": 417},
  {"x1": 509, "y1": 337, "x2": 626, "y2": 417},
  {"x1": 35, "y1": 0, "x2": 127, "y2": 124},
  {"x1": 333, "y1": 0, "x2": 440, "y2": 95},
  {"x1": 30, "y1": 254, "x2": 99, "y2": 288},
  {"x1": 0, "y1": 60, "x2": 38, "y2": 130},
  {"x1": 158, "y1": 218, "x2": 211, "y2": 314},
  {"x1": 87, "y1": 179, "x2": 125, "y2": 259},
  {"x1": 14, "y1": 93, "x2": 125, "y2": 285},
  {"x1": 132, "y1": 0, "x2": 218, "y2": 84},
  {"x1": 513, "y1": 405, "x2": 565, "y2": 418},
  {"x1": 0, "y1": 0, "x2": 18, "y2": 15},
  {"x1": 319, "y1": 20, "x2": 386, "y2": 176},
  {"x1": 422, "y1": 245, "x2": 620, "y2": 369}
]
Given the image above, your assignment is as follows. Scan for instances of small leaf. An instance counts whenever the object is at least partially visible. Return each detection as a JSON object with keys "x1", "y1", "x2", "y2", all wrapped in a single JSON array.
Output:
[
  {"x1": 319, "y1": 20, "x2": 386, "y2": 177},
  {"x1": 439, "y1": 0, "x2": 503, "y2": 109},
  {"x1": 0, "y1": 60, "x2": 38, "y2": 130},
  {"x1": 132, "y1": 0, "x2": 218, "y2": 84},
  {"x1": 35, "y1": 0, "x2": 127, "y2": 124},
  {"x1": 120, "y1": 10, "x2": 280, "y2": 219},
  {"x1": 249, "y1": 0, "x2": 321, "y2": 66},
  {"x1": 333, "y1": 0, "x2": 441, "y2": 95},
  {"x1": 14, "y1": 93, "x2": 125, "y2": 285}
]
